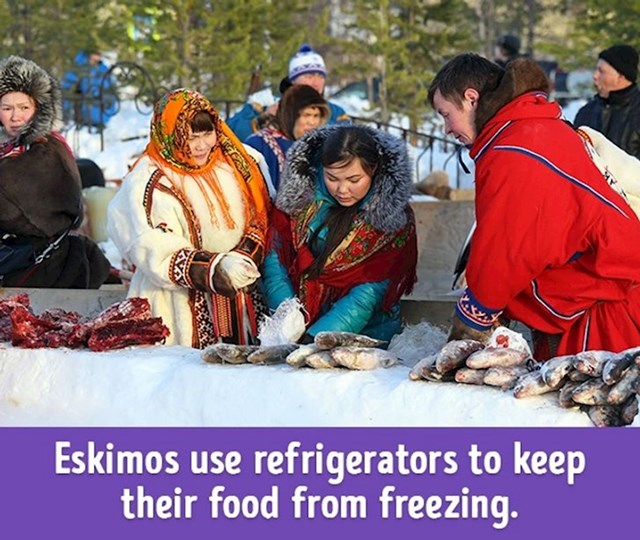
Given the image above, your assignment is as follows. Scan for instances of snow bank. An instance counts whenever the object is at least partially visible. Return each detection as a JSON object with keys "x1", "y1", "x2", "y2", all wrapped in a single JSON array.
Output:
[{"x1": 0, "y1": 342, "x2": 615, "y2": 428}]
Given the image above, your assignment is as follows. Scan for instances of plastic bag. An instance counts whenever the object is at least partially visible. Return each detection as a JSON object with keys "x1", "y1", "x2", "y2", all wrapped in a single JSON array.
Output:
[{"x1": 257, "y1": 297, "x2": 306, "y2": 346}]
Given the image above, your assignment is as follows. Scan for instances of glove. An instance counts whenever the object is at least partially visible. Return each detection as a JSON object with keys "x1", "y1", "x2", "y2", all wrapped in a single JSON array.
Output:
[{"x1": 210, "y1": 252, "x2": 260, "y2": 293}]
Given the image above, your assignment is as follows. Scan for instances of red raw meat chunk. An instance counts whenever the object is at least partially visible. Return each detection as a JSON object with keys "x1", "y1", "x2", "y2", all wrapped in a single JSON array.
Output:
[
  {"x1": 90, "y1": 297, "x2": 152, "y2": 327},
  {"x1": 10, "y1": 305, "x2": 89, "y2": 349},
  {"x1": 87, "y1": 317, "x2": 170, "y2": 351},
  {"x1": 0, "y1": 293, "x2": 30, "y2": 341}
]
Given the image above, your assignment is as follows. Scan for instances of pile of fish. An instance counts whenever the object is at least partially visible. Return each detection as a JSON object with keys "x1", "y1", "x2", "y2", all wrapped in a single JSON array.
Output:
[
  {"x1": 408, "y1": 326, "x2": 640, "y2": 427},
  {"x1": 515, "y1": 348, "x2": 640, "y2": 427},
  {"x1": 201, "y1": 331, "x2": 399, "y2": 371},
  {"x1": 410, "y1": 339, "x2": 538, "y2": 388},
  {"x1": 409, "y1": 326, "x2": 535, "y2": 391}
]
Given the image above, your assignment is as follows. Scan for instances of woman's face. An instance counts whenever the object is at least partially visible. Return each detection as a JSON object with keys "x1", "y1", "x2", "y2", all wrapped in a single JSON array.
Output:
[
  {"x1": 323, "y1": 157, "x2": 373, "y2": 207},
  {"x1": 293, "y1": 106, "x2": 325, "y2": 140},
  {"x1": 0, "y1": 92, "x2": 36, "y2": 137},
  {"x1": 187, "y1": 128, "x2": 217, "y2": 166}
]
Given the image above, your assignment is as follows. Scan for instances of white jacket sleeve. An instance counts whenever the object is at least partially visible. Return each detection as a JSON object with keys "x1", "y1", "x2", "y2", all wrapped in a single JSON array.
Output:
[{"x1": 107, "y1": 160, "x2": 203, "y2": 290}]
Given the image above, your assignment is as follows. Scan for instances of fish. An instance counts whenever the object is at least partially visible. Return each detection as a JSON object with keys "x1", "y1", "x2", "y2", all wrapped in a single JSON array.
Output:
[
  {"x1": 586, "y1": 404, "x2": 623, "y2": 427},
  {"x1": 409, "y1": 355, "x2": 436, "y2": 381},
  {"x1": 466, "y1": 346, "x2": 529, "y2": 370},
  {"x1": 602, "y1": 347, "x2": 640, "y2": 385},
  {"x1": 558, "y1": 380, "x2": 583, "y2": 409},
  {"x1": 330, "y1": 346, "x2": 399, "y2": 370},
  {"x1": 513, "y1": 370, "x2": 557, "y2": 398},
  {"x1": 434, "y1": 339, "x2": 484, "y2": 374},
  {"x1": 314, "y1": 331, "x2": 386, "y2": 349},
  {"x1": 606, "y1": 364, "x2": 640, "y2": 405},
  {"x1": 539, "y1": 355, "x2": 576, "y2": 389},
  {"x1": 573, "y1": 350, "x2": 615, "y2": 377},
  {"x1": 202, "y1": 343, "x2": 259, "y2": 364},
  {"x1": 567, "y1": 370, "x2": 591, "y2": 382},
  {"x1": 454, "y1": 367, "x2": 487, "y2": 385},
  {"x1": 483, "y1": 365, "x2": 530, "y2": 390},
  {"x1": 305, "y1": 350, "x2": 339, "y2": 369},
  {"x1": 286, "y1": 344, "x2": 322, "y2": 368},
  {"x1": 620, "y1": 395, "x2": 639, "y2": 426},
  {"x1": 247, "y1": 344, "x2": 298, "y2": 365},
  {"x1": 570, "y1": 378, "x2": 611, "y2": 406}
]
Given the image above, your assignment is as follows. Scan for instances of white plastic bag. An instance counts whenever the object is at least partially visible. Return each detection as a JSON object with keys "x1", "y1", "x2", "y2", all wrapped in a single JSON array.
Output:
[
  {"x1": 257, "y1": 297, "x2": 307, "y2": 346},
  {"x1": 486, "y1": 326, "x2": 532, "y2": 357}
]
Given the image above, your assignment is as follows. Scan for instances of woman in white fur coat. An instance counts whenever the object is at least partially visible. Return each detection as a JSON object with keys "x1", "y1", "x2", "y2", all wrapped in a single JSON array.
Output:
[{"x1": 108, "y1": 88, "x2": 271, "y2": 348}]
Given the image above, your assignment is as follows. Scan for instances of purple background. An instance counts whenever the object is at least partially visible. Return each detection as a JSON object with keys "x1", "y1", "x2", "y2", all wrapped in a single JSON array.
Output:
[{"x1": 0, "y1": 427, "x2": 635, "y2": 538}]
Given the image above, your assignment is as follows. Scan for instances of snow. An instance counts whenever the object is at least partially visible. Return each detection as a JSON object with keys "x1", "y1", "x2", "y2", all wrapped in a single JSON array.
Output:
[
  {"x1": 1, "y1": 96, "x2": 634, "y2": 429},
  {"x1": 0, "y1": 338, "x2": 606, "y2": 427}
]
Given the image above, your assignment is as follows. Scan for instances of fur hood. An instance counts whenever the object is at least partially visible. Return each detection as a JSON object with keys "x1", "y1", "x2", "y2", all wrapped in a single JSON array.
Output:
[
  {"x1": 275, "y1": 124, "x2": 413, "y2": 233},
  {"x1": 475, "y1": 57, "x2": 550, "y2": 134},
  {"x1": 0, "y1": 55, "x2": 63, "y2": 145}
]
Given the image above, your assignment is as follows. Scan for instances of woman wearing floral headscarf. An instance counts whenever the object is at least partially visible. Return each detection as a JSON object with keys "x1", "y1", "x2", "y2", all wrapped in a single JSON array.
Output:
[{"x1": 108, "y1": 88, "x2": 271, "y2": 347}]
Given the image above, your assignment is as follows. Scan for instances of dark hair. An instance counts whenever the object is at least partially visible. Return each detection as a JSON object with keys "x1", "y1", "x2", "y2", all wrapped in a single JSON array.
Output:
[
  {"x1": 320, "y1": 125, "x2": 380, "y2": 174},
  {"x1": 306, "y1": 126, "x2": 380, "y2": 278},
  {"x1": 276, "y1": 85, "x2": 329, "y2": 140},
  {"x1": 190, "y1": 110, "x2": 216, "y2": 132},
  {"x1": 428, "y1": 53, "x2": 504, "y2": 109}
]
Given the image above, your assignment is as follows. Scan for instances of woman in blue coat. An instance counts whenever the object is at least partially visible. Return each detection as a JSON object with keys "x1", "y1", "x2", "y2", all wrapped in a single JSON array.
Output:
[{"x1": 262, "y1": 125, "x2": 417, "y2": 343}]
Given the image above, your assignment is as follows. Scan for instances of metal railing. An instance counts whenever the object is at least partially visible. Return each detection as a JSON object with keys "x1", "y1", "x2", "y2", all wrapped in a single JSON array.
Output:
[
  {"x1": 350, "y1": 115, "x2": 467, "y2": 187},
  {"x1": 60, "y1": 62, "x2": 468, "y2": 186}
]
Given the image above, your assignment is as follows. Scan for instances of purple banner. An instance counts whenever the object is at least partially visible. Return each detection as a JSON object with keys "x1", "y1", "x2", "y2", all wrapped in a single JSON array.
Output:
[{"x1": 0, "y1": 428, "x2": 635, "y2": 538}]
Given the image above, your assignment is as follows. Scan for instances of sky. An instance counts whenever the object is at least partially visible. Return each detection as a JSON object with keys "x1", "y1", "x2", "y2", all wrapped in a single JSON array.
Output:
[{"x1": 1, "y1": 93, "x2": 633, "y2": 429}]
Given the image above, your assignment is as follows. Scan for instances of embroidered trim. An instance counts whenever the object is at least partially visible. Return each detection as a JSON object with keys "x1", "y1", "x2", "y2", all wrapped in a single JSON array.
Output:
[
  {"x1": 455, "y1": 288, "x2": 502, "y2": 330},
  {"x1": 259, "y1": 128, "x2": 287, "y2": 175},
  {"x1": 170, "y1": 248, "x2": 197, "y2": 288}
]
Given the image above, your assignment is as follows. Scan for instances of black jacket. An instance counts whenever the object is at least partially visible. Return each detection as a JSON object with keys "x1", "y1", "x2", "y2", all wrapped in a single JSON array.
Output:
[{"x1": 574, "y1": 83, "x2": 640, "y2": 159}]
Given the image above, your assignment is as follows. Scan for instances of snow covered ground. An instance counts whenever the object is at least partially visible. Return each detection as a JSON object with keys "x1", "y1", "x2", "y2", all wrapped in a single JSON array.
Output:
[{"x1": 0, "y1": 337, "x2": 609, "y2": 428}]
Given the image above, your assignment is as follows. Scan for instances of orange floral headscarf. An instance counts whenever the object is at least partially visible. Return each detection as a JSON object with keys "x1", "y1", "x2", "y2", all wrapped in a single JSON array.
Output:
[{"x1": 144, "y1": 88, "x2": 269, "y2": 230}]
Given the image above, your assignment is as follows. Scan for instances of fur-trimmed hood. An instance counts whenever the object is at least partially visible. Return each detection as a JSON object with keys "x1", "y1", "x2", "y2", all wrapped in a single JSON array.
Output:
[
  {"x1": 275, "y1": 124, "x2": 413, "y2": 233},
  {"x1": 474, "y1": 57, "x2": 551, "y2": 134},
  {"x1": 0, "y1": 55, "x2": 63, "y2": 145}
]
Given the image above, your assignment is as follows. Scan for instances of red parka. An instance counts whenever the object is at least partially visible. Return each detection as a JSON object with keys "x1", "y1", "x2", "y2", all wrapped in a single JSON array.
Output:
[{"x1": 456, "y1": 91, "x2": 640, "y2": 357}]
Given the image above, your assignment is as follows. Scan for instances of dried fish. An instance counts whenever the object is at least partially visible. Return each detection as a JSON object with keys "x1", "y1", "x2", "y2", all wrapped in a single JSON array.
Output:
[
  {"x1": 573, "y1": 350, "x2": 615, "y2": 377},
  {"x1": 409, "y1": 354, "x2": 436, "y2": 381},
  {"x1": 620, "y1": 395, "x2": 639, "y2": 426},
  {"x1": 247, "y1": 344, "x2": 298, "y2": 365},
  {"x1": 454, "y1": 367, "x2": 487, "y2": 385},
  {"x1": 539, "y1": 355, "x2": 575, "y2": 388},
  {"x1": 606, "y1": 365, "x2": 640, "y2": 405},
  {"x1": 331, "y1": 346, "x2": 399, "y2": 370},
  {"x1": 602, "y1": 347, "x2": 640, "y2": 385},
  {"x1": 202, "y1": 343, "x2": 259, "y2": 364},
  {"x1": 571, "y1": 378, "x2": 611, "y2": 406},
  {"x1": 483, "y1": 365, "x2": 530, "y2": 390},
  {"x1": 314, "y1": 331, "x2": 386, "y2": 349},
  {"x1": 286, "y1": 344, "x2": 322, "y2": 368},
  {"x1": 513, "y1": 370, "x2": 557, "y2": 398},
  {"x1": 305, "y1": 350, "x2": 339, "y2": 369},
  {"x1": 466, "y1": 346, "x2": 529, "y2": 370},
  {"x1": 586, "y1": 404, "x2": 623, "y2": 427},
  {"x1": 558, "y1": 380, "x2": 583, "y2": 409},
  {"x1": 434, "y1": 339, "x2": 484, "y2": 374}
]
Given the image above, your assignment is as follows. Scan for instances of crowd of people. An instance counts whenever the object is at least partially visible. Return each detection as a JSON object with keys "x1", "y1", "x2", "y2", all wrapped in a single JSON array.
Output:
[{"x1": 2, "y1": 38, "x2": 640, "y2": 358}]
